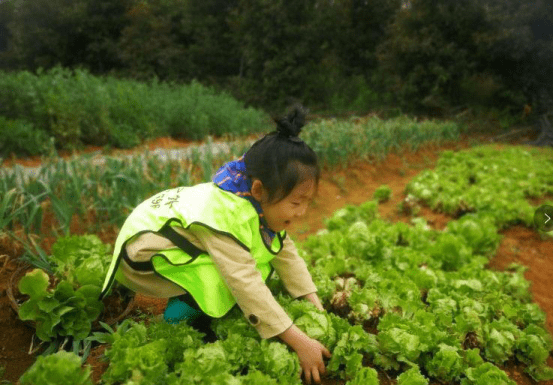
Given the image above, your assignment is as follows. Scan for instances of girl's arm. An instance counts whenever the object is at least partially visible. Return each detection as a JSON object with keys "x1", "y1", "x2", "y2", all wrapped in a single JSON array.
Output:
[
  {"x1": 192, "y1": 226, "x2": 295, "y2": 338},
  {"x1": 191, "y1": 227, "x2": 331, "y2": 383},
  {"x1": 270, "y1": 235, "x2": 320, "y2": 299}
]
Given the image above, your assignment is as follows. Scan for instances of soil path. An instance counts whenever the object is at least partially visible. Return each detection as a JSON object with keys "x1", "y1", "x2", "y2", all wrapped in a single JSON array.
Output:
[{"x1": 0, "y1": 134, "x2": 551, "y2": 384}]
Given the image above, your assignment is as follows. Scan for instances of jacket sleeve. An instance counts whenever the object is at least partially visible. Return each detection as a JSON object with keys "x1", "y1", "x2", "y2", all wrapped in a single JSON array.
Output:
[
  {"x1": 270, "y1": 234, "x2": 317, "y2": 298},
  {"x1": 191, "y1": 226, "x2": 294, "y2": 339}
]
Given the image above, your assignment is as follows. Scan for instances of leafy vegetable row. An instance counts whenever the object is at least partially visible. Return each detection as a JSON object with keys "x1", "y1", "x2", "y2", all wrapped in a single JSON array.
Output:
[
  {"x1": 26, "y1": 204, "x2": 548, "y2": 384},
  {"x1": 297, "y1": 147, "x2": 552, "y2": 383},
  {"x1": 405, "y1": 145, "x2": 553, "y2": 228}
]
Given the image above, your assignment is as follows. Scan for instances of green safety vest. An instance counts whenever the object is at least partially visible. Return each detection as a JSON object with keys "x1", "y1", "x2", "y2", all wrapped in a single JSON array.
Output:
[{"x1": 101, "y1": 182, "x2": 285, "y2": 318}]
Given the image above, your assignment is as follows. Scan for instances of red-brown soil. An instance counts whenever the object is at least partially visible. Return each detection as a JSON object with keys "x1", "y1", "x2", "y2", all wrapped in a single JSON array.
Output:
[{"x1": 0, "y1": 133, "x2": 551, "y2": 384}]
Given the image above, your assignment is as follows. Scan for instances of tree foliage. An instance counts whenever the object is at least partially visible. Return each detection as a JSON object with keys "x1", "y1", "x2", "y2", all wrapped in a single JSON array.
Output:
[
  {"x1": 377, "y1": 0, "x2": 552, "y2": 113},
  {"x1": 117, "y1": 0, "x2": 239, "y2": 83},
  {"x1": 0, "y1": 0, "x2": 550, "y2": 114},
  {"x1": 1, "y1": 0, "x2": 130, "y2": 72},
  {"x1": 475, "y1": 0, "x2": 552, "y2": 112}
]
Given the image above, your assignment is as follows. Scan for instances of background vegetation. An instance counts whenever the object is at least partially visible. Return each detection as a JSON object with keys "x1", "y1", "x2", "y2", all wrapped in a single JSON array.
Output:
[{"x1": 0, "y1": 0, "x2": 550, "y2": 112}]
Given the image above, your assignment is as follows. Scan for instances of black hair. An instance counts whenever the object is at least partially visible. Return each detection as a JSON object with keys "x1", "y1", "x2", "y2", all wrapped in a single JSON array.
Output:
[{"x1": 244, "y1": 105, "x2": 320, "y2": 204}]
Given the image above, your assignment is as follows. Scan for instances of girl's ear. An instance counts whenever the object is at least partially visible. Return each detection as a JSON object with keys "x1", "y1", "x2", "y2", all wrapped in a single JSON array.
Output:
[{"x1": 251, "y1": 179, "x2": 265, "y2": 202}]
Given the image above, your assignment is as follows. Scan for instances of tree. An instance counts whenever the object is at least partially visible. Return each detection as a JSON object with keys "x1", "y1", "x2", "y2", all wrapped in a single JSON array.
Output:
[
  {"x1": 186, "y1": 0, "x2": 241, "y2": 82},
  {"x1": 334, "y1": 0, "x2": 402, "y2": 77},
  {"x1": 377, "y1": 0, "x2": 552, "y2": 114},
  {"x1": 6, "y1": 0, "x2": 90, "y2": 69},
  {"x1": 117, "y1": 0, "x2": 240, "y2": 83},
  {"x1": 0, "y1": 1, "x2": 15, "y2": 56},
  {"x1": 79, "y1": 0, "x2": 132, "y2": 74},
  {"x1": 474, "y1": 0, "x2": 552, "y2": 113},
  {"x1": 116, "y1": 0, "x2": 193, "y2": 81},
  {"x1": 377, "y1": 0, "x2": 491, "y2": 112},
  {"x1": 3, "y1": 0, "x2": 130, "y2": 72}
]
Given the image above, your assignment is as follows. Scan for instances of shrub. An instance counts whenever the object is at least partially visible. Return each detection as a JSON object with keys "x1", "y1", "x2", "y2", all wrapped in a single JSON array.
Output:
[
  {"x1": 0, "y1": 67, "x2": 270, "y2": 153},
  {"x1": 0, "y1": 116, "x2": 51, "y2": 157}
]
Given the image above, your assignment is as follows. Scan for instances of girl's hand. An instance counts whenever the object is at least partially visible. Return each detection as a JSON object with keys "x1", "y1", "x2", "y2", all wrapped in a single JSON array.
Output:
[
  {"x1": 303, "y1": 292, "x2": 324, "y2": 311},
  {"x1": 278, "y1": 325, "x2": 331, "y2": 384},
  {"x1": 295, "y1": 336, "x2": 332, "y2": 384}
]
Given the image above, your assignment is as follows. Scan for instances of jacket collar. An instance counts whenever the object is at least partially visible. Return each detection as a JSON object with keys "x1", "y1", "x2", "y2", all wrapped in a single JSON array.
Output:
[{"x1": 213, "y1": 156, "x2": 276, "y2": 245}]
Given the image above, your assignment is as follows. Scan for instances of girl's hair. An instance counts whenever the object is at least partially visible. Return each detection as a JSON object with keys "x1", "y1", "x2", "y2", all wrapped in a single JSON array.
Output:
[{"x1": 244, "y1": 105, "x2": 320, "y2": 203}]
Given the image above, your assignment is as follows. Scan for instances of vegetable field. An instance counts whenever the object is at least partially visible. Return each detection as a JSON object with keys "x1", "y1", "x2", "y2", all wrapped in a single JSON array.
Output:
[{"x1": 0, "y1": 118, "x2": 552, "y2": 385}]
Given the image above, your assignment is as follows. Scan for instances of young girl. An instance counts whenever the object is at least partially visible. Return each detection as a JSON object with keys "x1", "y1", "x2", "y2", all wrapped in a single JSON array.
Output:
[{"x1": 101, "y1": 106, "x2": 331, "y2": 384}]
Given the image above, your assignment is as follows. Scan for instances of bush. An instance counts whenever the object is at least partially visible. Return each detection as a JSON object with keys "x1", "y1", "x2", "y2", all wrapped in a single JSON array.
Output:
[
  {"x1": 0, "y1": 67, "x2": 270, "y2": 154},
  {"x1": 0, "y1": 116, "x2": 51, "y2": 157}
]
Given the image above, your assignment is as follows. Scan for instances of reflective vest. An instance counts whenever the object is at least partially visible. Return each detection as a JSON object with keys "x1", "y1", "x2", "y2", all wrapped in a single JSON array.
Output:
[{"x1": 101, "y1": 182, "x2": 285, "y2": 318}]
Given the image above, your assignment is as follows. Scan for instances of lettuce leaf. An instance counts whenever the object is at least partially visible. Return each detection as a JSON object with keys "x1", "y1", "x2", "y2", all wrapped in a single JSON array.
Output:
[
  {"x1": 346, "y1": 366, "x2": 379, "y2": 385},
  {"x1": 483, "y1": 318, "x2": 520, "y2": 364},
  {"x1": 462, "y1": 362, "x2": 516, "y2": 385},
  {"x1": 397, "y1": 366, "x2": 429, "y2": 385},
  {"x1": 239, "y1": 369, "x2": 279, "y2": 385},
  {"x1": 256, "y1": 340, "x2": 301, "y2": 385},
  {"x1": 102, "y1": 319, "x2": 204, "y2": 384},
  {"x1": 18, "y1": 271, "x2": 104, "y2": 342}
]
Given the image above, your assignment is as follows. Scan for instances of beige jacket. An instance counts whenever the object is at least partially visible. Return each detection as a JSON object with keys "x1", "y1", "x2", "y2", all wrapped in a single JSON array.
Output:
[{"x1": 122, "y1": 226, "x2": 317, "y2": 338}]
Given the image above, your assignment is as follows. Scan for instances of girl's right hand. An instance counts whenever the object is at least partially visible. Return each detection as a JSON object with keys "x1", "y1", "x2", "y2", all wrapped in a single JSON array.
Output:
[
  {"x1": 278, "y1": 325, "x2": 331, "y2": 384},
  {"x1": 294, "y1": 337, "x2": 332, "y2": 384}
]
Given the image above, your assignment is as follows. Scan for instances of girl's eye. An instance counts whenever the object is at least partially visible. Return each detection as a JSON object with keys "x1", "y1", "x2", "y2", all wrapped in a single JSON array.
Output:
[{"x1": 292, "y1": 202, "x2": 300, "y2": 207}]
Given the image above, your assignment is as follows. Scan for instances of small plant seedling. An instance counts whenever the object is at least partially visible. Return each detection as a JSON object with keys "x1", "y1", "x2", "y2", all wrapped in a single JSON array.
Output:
[{"x1": 373, "y1": 185, "x2": 392, "y2": 203}]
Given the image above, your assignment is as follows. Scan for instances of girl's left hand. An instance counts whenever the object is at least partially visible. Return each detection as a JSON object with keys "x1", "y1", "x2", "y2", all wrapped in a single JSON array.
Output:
[{"x1": 303, "y1": 292, "x2": 324, "y2": 311}]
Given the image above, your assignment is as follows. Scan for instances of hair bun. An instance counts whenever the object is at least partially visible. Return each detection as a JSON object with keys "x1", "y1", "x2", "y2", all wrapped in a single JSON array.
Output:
[{"x1": 275, "y1": 104, "x2": 308, "y2": 138}]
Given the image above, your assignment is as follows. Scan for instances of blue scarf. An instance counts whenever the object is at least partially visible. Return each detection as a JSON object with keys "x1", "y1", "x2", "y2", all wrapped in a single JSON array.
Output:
[{"x1": 212, "y1": 156, "x2": 276, "y2": 245}]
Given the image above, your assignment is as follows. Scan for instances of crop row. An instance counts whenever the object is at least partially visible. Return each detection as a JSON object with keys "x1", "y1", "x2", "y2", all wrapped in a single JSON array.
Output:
[
  {"x1": 301, "y1": 204, "x2": 551, "y2": 384},
  {"x1": 405, "y1": 145, "x2": 553, "y2": 228},
  {"x1": 1, "y1": 116, "x2": 461, "y2": 264}
]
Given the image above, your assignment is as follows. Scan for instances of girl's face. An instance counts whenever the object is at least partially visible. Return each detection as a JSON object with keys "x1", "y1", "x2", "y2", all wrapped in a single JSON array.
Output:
[{"x1": 252, "y1": 178, "x2": 316, "y2": 232}]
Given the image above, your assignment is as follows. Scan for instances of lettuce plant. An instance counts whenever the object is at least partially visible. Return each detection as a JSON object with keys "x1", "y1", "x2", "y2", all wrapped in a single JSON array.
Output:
[
  {"x1": 102, "y1": 319, "x2": 204, "y2": 384},
  {"x1": 18, "y1": 269, "x2": 103, "y2": 341},
  {"x1": 49, "y1": 234, "x2": 112, "y2": 288},
  {"x1": 346, "y1": 366, "x2": 379, "y2": 385},
  {"x1": 17, "y1": 235, "x2": 113, "y2": 343},
  {"x1": 301, "y1": 179, "x2": 552, "y2": 384},
  {"x1": 406, "y1": 145, "x2": 552, "y2": 228},
  {"x1": 462, "y1": 363, "x2": 516, "y2": 385},
  {"x1": 425, "y1": 344, "x2": 465, "y2": 383},
  {"x1": 19, "y1": 351, "x2": 92, "y2": 385},
  {"x1": 102, "y1": 319, "x2": 302, "y2": 385}
]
